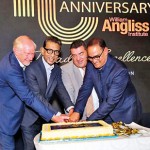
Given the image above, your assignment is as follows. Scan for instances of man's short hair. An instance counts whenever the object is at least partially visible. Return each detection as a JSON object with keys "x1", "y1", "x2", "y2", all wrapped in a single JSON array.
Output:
[
  {"x1": 43, "y1": 36, "x2": 62, "y2": 48},
  {"x1": 70, "y1": 39, "x2": 86, "y2": 49},
  {"x1": 87, "y1": 38, "x2": 106, "y2": 48}
]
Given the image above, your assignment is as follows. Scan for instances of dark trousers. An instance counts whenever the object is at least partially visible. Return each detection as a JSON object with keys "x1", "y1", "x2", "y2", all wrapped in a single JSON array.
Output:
[
  {"x1": 21, "y1": 118, "x2": 43, "y2": 150},
  {"x1": 0, "y1": 131, "x2": 15, "y2": 150},
  {"x1": 15, "y1": 129, "x2": 24, "y2": 150}
]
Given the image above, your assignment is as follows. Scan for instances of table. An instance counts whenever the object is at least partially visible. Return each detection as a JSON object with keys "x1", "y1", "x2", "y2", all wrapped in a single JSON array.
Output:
[{"x1": 34, "y1": 123, "x2": 150, "y2": 150}]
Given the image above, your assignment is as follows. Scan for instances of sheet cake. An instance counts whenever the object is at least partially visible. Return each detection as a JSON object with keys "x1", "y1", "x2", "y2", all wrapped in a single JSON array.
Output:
[{"x1": 41, "y1": 120, "x2": 114, "y2": 141}]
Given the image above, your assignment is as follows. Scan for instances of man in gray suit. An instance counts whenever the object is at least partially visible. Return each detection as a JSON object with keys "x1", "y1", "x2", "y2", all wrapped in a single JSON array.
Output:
[
  {"x1": 61, "y1": 40, "x2": 99, "y2": 120},
  {"x1": 21, "y1": 36, "x2": 74, "y2": 150}
]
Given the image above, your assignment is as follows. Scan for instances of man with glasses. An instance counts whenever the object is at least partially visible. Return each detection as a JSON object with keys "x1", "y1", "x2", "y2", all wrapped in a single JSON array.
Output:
[
  {"x1": 69, "y1": 37, "x2": 142, "y2": 124},
  {"x1": 21, "y1": 36, "x2": 74, "y2": 150},
  {"x1": 61, "y1": 40, "x2": 99, "y2": 120}
]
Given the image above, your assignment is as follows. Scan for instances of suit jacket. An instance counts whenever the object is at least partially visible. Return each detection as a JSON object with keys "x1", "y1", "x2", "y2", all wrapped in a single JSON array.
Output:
[
  {"x1": 61, "y1": 61, "x2": 83, "y2": 104},
  {"x1": 61, "y1": 61, "x2": 91, "y2": 120},
  {"x1": 21, "y1": 57, "x2": 74, "y2": 127},
  {"x1": 0, "y1": 52, "x2": 54, "y2": 135},
  {"x1": 74, "y1": 54, "x2": 142, "y2": 124}
]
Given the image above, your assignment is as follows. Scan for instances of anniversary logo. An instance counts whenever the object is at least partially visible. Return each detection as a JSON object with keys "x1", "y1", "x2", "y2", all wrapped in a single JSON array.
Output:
[
  {"x1": 13, "y1": 0, "x2": 150, "y2": 42},
  {"x1": 12, "y1": 0, "x2": 150, "y2": 63}
]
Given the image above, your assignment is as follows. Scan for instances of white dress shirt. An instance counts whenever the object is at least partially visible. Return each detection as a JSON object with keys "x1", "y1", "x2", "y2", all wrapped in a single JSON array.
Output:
[
  {"x1": 15, "y1": 55, "x2": 25, "y2": 70},
  {"x1": 42, "y1": 57, "x2": 54, "y2": 85}
]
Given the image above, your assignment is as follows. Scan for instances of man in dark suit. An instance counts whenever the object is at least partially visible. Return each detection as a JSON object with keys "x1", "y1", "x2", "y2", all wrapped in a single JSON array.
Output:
[
  {"x1": 69, "y1": 37, "x2": 142, "y2": 124},
  {"x1": 0, "y1": 35, "x2": 69, "y2": 150},
  {"x1": 21, "y1": 36, "x2": 74, "y2": 150}
]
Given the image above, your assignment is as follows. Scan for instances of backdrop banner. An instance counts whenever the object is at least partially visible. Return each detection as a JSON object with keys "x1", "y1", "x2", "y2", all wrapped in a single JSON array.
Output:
[{"x1": 0, "y1": 0, "x2": 150, "y2": 114}]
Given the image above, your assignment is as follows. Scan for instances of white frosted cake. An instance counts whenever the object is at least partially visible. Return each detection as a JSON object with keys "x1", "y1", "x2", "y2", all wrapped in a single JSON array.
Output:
[{"x1": 40, "y1": 120, "x2": 114, "y2": 141}]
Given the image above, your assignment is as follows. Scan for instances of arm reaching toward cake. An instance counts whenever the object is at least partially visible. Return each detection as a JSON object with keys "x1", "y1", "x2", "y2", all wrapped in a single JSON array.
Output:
[
  {"x1": 69, "y1": 112, "x2": 80, "y2": 122},
  {"x1": 51, "y1": 114, "x2": 69, "y2": 123},
  {"x1": 68, "y1": 108, "x2": 74, "y2": 117}
]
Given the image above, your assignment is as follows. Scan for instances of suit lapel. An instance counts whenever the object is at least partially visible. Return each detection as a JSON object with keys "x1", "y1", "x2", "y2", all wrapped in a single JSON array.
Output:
[
  {"x1": 11, "y1": 52, "x2": 26, "y2": 82},
  {"x1": 37, "y1": 58, "x2": 47, "y2": 94},
  {"x1": 45, "y1": 65, "x2": 58, "y2": 96},
  {"x1": 102, "y1": 55, "x2": 114, "y2": 82},
  {"x1": 100, "y1": 55, "x2": 115, "y2": 99}
]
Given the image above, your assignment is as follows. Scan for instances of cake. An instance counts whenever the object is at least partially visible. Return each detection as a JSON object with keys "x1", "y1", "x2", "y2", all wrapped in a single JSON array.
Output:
[{"x1": 40, "y1": 120, "x2": 114, "y2": 141}]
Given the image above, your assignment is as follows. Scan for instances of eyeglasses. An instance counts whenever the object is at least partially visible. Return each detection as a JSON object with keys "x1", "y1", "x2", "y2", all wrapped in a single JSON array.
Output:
[
  {"x1": 88, "y1": 49, "x2": 104, "y2": 61},
  {"x1": 44, "y1": 47, "x2": 60, "y2": 56}
]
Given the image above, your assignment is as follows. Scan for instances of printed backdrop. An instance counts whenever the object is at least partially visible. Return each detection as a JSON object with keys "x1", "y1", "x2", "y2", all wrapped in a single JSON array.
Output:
[{"x1": 0, "y1": 0, "x2": 150, "y2": 113}]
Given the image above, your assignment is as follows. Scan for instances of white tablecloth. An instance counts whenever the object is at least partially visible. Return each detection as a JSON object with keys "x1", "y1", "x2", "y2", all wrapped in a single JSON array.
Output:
[{"x1": 34, "y1": 123, "x2": 150, "y2": 150}]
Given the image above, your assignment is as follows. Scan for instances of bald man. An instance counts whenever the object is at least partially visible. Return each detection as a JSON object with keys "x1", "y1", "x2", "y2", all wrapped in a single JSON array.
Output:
[{"x1": 0, "y1": 35, "x2": 69, "y2": 150}]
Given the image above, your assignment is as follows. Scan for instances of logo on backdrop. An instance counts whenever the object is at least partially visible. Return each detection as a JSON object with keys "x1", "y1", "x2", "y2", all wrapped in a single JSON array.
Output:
[
  {"x1": 13, "y1": 0, "x2": 98, "y2": 44},
  {"x1": 102, "y1": 17, "x2": 149, "y2": 36},
  {"x1": 13, "y1": 0, "x2": 150, "y2": 41},
  {"x1": 13, "y1": 0, "x2": 150, "y2": 63}
]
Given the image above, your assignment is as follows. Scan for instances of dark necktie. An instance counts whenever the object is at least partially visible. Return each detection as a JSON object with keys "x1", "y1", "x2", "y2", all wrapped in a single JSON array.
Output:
[
  {"x1": 22, "y1": 67, "x2": 26, "y2": 83},
  {"x1": 98, "y1": 69, "x2": 104, "y2": 101},
  {"x1": 47, "y1": 65, "x2": 54, "y2": 85}
]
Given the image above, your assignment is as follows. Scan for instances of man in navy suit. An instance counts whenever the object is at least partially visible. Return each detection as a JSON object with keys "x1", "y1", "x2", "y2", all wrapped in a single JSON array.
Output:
[
  {"x1": 0, "y1": 35, "x2": 70, "y2": 150},
  {"x1": 21, "y1": 36, "x2": 74, "y2": 150},
  {"x1": 69, "y1": 37, "x2": 142, "y2": 124}
]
